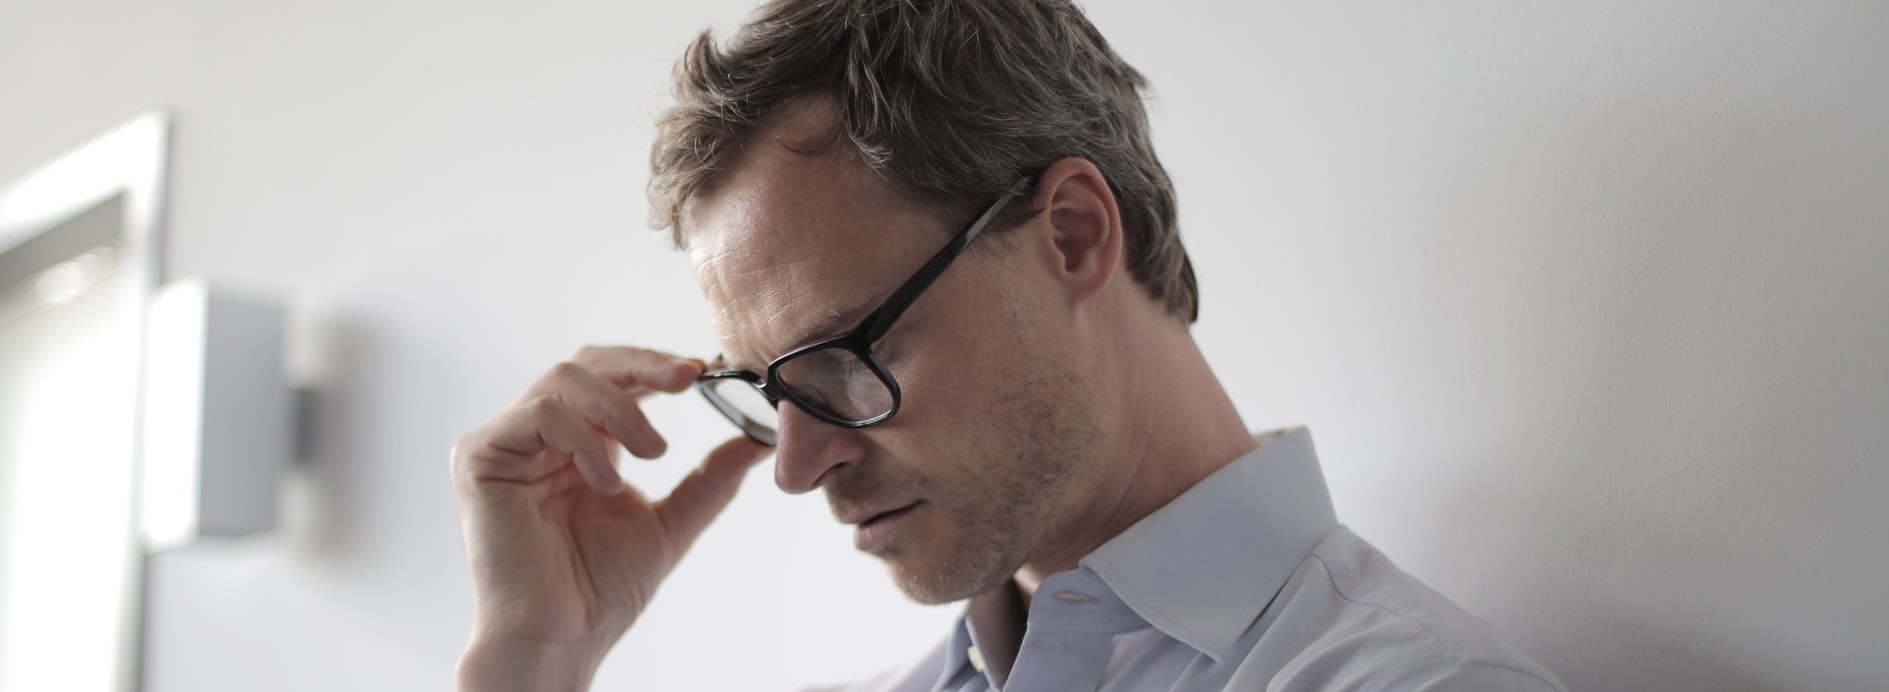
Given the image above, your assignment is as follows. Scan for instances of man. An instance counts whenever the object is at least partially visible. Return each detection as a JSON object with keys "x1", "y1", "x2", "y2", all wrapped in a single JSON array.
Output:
[{"x1": 451, "y1": 0, "x2": 1566, "y2": 689}]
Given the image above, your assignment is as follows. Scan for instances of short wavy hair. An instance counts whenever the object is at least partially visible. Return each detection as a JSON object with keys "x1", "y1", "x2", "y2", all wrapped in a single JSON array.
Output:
[{"x1": 649, "y1": 0, "x2": 1198, "y2": 322}]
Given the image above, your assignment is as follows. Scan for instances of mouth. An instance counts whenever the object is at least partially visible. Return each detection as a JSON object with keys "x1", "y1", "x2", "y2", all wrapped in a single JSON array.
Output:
[
  {"x1": 837, "y1": 499, "x2": 921, "y2": 526},
  {"x1": 860, "y1": 502, "x2": 920, "y2": 527},
  {"x1": 852, "y1": 501, "x2": 923, "y2": 554}
]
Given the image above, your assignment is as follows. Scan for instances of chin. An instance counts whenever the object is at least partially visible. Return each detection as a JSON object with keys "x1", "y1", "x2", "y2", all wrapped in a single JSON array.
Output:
[
  {"x1": 887, "y1": 564, "x2": 987, "y2": 605},
  {"x1": 880, "y1": 542, "x2": 1018, "y2": 606}
]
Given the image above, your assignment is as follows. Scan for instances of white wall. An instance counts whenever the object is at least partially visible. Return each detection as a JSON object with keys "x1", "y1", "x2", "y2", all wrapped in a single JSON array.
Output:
[{"x1": 2, "y1": 1, "x2": 1884, "y2": 690}]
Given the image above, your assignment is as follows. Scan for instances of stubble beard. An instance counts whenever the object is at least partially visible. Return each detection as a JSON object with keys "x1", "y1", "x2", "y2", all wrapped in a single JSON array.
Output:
[{"x1": 887, "y1": 362, "x2": 1100, "y2": 605}]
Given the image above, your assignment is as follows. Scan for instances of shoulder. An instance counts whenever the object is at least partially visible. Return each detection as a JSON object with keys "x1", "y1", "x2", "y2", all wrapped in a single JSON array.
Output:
[{"x1": 1256, "y1": 527, "x2": 1566, "y2": 692}]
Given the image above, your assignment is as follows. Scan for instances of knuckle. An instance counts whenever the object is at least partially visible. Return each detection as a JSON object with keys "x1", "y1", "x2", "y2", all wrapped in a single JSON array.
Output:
[
  {"x1": 449, "y1": 430, "x2": 494, "y2": 479},
  {"x1": 451, "y1": 428, "x2": 481, "y2": 454},
  {"x1": 548, "y1": 360, "x2": 588, "y2": 381},
  {"x1": 522, "y1": 394, "x2": 563, "y2": 418}
]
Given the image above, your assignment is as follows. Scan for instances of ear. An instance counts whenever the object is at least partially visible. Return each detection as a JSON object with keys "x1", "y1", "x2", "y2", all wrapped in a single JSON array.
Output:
[{"x1": 1031, "y1": 157, "x2": 1124, "y2": 307}]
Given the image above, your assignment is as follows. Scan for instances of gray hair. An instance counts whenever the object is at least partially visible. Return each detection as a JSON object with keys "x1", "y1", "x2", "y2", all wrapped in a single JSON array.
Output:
[{"x1": 649, "y1": 0, "x2": 1198, "y2": 322}]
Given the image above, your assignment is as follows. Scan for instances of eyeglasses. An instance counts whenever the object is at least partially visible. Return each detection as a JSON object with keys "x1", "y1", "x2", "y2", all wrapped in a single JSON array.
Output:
[{"x1": 696, "y1": 179, "x2": 1033, "y2": 446}]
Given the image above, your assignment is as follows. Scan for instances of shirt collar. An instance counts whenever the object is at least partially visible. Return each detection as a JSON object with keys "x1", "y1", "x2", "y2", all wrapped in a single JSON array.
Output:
[{"x1": 1077, "y1": 426, "x2": 1339, "y2": 662}]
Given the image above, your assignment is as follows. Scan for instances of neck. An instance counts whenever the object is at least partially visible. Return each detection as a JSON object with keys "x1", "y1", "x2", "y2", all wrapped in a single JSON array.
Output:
[
  {"x1": 964, "y1": 314, "x2": 1255, "y2": 685},
  {"x1": 1013, "y1": 315, "x2": 1257, "y2": 597}
]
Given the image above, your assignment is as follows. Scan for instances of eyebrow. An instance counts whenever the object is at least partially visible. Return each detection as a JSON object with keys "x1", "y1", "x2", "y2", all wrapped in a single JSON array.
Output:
[
  {"x1": 785, "y1": 293, "x2": 887, "y2": 353},
  {"x1": 725, "y1": 291, "x2": 889, "y2": 374}
]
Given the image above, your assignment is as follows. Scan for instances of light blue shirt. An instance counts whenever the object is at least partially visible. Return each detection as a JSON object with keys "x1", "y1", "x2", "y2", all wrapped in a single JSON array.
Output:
[{"x1": 827, "y1": 427, "x2": 1566, "y2": 692}]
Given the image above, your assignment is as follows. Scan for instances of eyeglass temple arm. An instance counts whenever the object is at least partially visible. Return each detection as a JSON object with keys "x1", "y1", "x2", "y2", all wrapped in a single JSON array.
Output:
[{"x1": 860, "y1": 178, "x2": 1034, "y2": 343}]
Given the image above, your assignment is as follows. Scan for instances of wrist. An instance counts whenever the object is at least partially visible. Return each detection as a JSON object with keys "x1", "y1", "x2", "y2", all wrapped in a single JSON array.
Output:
[{"x1": 458, "y1": 636, "x2": 603, "y2": 692}]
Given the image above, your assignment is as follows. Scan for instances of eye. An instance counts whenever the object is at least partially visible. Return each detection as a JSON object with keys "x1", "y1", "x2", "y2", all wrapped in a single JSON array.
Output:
[{"x1": 788, "y1": 381, "x2": 833, "y2": 408}]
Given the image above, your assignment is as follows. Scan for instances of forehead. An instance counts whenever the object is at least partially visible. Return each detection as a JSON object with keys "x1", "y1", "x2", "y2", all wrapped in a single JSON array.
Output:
[{"x1": 682, "y1": 139, "x2": 944, "y2": 371}]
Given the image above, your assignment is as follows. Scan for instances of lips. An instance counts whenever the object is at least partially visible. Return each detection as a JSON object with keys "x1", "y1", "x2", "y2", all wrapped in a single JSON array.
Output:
[
  {"x1": 850, "y1": 501, "x2": 924, "y2": 554},
  {"x1": 838, "y1": 500, "x2": 921, "y2": 526},
  {"x1": 861, "y1": 502, "x2": 919, "y2": 526}
]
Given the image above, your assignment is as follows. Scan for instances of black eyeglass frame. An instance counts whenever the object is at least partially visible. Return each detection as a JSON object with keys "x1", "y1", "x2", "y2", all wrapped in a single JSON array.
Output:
[{"x1": 696, "y1": 177, "x2": 1035, "y2": 446}]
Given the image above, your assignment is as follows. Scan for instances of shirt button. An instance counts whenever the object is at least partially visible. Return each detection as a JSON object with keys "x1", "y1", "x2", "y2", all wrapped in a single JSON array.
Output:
[{"x1": 1052, "y1": 590, "x2": 1098, "y2": 604}]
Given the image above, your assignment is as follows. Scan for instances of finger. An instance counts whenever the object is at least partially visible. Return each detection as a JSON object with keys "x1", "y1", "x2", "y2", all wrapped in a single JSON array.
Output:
[
  {"x1": 528, "y1": 362, "x2": 668, "y2": 459},
  {"x1": 653, "y1": 437, "x2": 773, "y2": 550},
  {"x1": 481, "y1": 396, "x2": 625, "y2": 495},
  {"x1": 570, "y1": 345, "x2": 705, "y2": 396}
]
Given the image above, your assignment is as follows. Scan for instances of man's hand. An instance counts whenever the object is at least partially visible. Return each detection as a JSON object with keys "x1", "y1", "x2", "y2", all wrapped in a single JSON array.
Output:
[{"x1": 451, "y1": 346, "x2": 772, "y2": 692}]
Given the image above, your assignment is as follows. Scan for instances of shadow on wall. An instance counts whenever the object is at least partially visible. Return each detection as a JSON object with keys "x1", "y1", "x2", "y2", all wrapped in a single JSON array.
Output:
[
  {"x1": 284, "y1": 312, "x2": 369, "y2": 560},
  {"x1": 268, "y1": 297, "x2": 499, "y2": 570}
]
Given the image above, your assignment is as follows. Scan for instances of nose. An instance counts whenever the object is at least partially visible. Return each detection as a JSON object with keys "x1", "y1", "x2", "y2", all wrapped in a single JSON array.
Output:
[{"x1": 772, "y1": 402, "x2": 861, "y2": 494}]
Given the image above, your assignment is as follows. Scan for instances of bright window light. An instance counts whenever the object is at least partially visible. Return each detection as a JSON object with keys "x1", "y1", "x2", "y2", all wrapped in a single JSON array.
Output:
[{"x1": 0, "y1": 291, "x2": 139, "y2": 692}]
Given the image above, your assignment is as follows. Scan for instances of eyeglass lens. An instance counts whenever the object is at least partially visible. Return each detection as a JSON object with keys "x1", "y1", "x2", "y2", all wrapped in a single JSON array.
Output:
[
  {"x1": 702, "y1": 378, "x2": 780, "y2": 445},
  {"x1": 703, "y1": 344, "x2": 897, "y2": 444},
  {"x1": 774, "y1": 346, "x2": 894, "y2": 422}
]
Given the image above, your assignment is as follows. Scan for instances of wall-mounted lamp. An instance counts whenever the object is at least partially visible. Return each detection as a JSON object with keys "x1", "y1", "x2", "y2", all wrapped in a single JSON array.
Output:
[{"x1": 139, "y1": 277, "x2": 289, "y2": 552}]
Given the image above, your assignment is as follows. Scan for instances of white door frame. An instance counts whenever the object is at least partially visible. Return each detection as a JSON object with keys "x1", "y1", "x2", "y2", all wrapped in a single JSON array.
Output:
[{"x1": 0, "y1": 112, "x2": 169, "y2": 692}]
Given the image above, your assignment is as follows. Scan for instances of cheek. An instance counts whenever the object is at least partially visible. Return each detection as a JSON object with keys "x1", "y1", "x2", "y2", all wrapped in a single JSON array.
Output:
[
  {"x1": 865, "y1": 352, "x2": 1001, "y2": 486},
  {"x1": 897, "y1": 288, "x2": 1028, "y2": 401},
  {"x1": 881, "y1": 327, "x2": 1004, "y2": 432},
  {"x1": 870, "y1": 268, "x2": 1041, "y2": 470}
]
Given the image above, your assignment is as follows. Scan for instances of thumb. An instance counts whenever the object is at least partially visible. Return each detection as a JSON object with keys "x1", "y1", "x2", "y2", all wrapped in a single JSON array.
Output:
[{"x1": 653, "y1": 437, "x2": 773, "y2": 552}]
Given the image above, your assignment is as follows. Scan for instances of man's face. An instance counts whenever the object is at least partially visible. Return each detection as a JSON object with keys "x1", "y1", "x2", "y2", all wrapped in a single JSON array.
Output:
[{"x1": 683, "y1": 131, "x2": 1102, "y2": 605}]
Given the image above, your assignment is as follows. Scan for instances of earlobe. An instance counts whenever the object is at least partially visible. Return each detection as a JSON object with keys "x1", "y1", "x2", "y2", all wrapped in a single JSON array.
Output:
[{"x1": 1037, "y1": 158, "x2": 1124, "y2": 302}]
